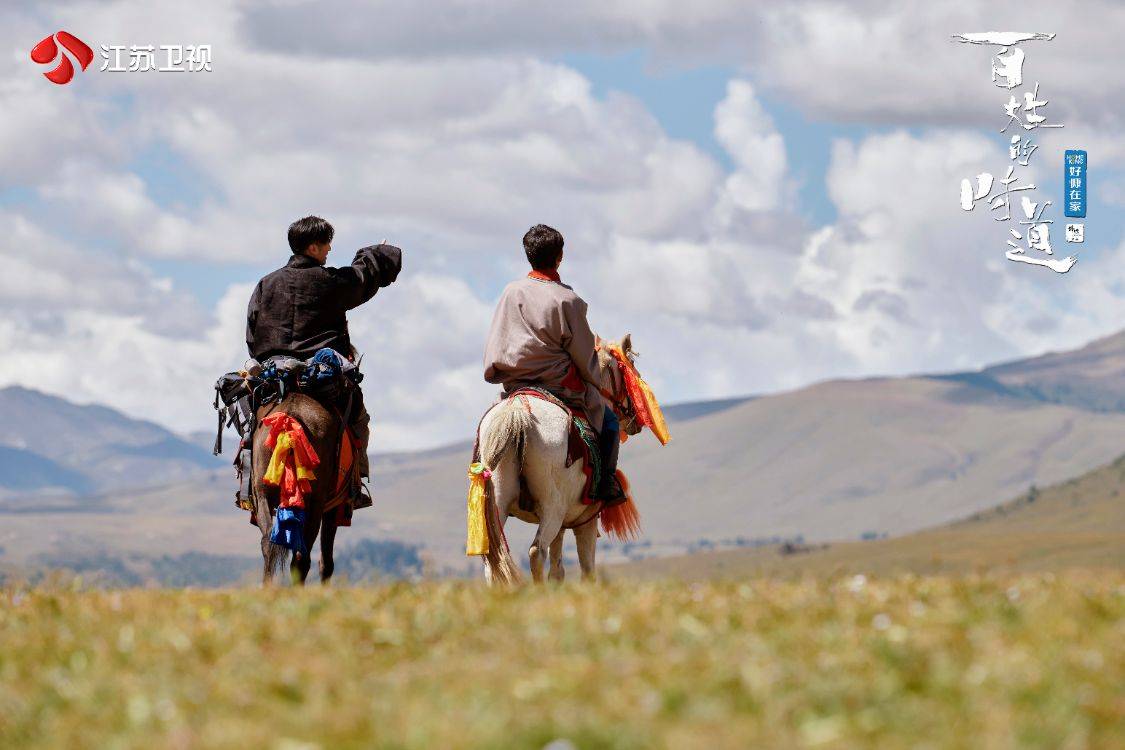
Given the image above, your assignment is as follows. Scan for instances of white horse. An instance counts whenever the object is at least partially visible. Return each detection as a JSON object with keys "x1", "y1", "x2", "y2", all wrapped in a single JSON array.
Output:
[{"x1": 473, "y1": 336, "x2": 643, "y2": 584}]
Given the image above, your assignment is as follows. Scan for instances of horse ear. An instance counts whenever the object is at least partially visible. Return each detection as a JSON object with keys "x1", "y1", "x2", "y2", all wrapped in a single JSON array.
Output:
[{"x1": 622, "y1": 333, "x2": 633, "y2": 354}]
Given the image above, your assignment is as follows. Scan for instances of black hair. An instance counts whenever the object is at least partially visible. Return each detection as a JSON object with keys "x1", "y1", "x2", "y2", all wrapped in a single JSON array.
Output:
[
  {"x1": 523, "y1": 224, "x2": 564, "y2": 270},
  {"x1": 288, "y1": 215, "x2": 334, "y2": 254}
]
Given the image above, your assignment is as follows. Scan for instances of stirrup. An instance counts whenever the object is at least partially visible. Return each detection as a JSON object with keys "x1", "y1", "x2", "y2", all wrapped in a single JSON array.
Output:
[
  {"x1": 596, "y1": 474, "x2": 628, "y2": 508},
  {"x1": 351, "y1": 480, "x2": 373, "y2": 510}
]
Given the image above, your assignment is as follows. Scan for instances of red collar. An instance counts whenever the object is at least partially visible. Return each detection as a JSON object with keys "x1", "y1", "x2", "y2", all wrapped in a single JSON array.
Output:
[{"x1": 528, "y1": 269, "x2": 561, "y2": 283}]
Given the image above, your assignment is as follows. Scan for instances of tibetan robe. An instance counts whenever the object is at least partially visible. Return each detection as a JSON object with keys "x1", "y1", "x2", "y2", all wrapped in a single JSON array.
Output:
[{"x1": 483, "y1": 272, "x2": 619, "y2": 432}]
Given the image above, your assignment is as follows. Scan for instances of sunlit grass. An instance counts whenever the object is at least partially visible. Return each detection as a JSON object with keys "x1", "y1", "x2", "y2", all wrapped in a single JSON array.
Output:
[{"x1": 1, "y1": 573, "x2": 1122, "y2": 748}]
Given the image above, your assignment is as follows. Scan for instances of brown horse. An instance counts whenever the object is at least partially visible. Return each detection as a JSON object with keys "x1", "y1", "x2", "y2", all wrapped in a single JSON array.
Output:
[{"x1": 251, "y1": 393, "x2": 343, "y2": 585}]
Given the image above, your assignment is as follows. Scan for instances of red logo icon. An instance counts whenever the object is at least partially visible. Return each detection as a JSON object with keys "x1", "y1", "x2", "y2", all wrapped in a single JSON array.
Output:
[{"x1": 30, "y1": 32, "x2": 94, "y2": 85}]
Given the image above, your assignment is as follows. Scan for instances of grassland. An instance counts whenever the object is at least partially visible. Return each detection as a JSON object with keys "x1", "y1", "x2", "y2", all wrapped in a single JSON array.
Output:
[{"x1": 2, "y1": 574, "x2": 1122, "y2": 749}]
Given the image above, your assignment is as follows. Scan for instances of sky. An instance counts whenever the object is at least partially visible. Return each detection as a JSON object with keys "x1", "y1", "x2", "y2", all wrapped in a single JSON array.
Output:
[{"x1": 2, "y1": 1, "x2": 1125, "y2": 450}]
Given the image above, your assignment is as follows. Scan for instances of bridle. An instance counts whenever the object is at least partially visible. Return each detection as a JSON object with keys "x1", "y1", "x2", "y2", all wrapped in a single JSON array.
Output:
[{"x1": 599, "y1": 347, "x2": 641, "y2": 435}]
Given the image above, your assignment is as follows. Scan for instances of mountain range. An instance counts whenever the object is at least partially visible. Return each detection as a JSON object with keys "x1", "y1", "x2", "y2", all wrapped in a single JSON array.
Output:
[
  {"x1": 0, "y1": 386, "x2": 220, "y2": 500},
  {"x1": 3, "y1": 329, "x2": 1125, "y2": 575}
]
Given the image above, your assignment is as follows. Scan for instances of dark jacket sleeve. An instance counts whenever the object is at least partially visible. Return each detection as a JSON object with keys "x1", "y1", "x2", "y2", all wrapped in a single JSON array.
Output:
[
  {"x1": 335, "y1": 244, "x2": 403, "y2": 310},
  {"x1": 246, "y1": 280, "x2": 262, "y2": 359}
]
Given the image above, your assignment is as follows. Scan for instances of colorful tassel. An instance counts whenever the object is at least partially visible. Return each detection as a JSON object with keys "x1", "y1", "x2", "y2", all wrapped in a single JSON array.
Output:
[
  {"x1": 600, "y1": 470, "x2": 642, "y2": 541},
  {"x1": 606, "y1": 345, "x2": 670, "y2": 445},
  {"x1": 466, "y1": 462, "x2": 491, "y2": 556},
  {"x1": 261, "y1": 412, "x2": 319, "y2": 509},
  {"x1": 270, "y1": 507, "x2": 306, "y2": 555}
]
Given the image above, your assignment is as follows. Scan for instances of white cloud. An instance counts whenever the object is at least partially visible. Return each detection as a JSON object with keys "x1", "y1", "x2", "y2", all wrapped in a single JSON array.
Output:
[
  {"x1": 349, "y1": 272, "x2": 497, "y2": 449},
  {"x1": 233, "y1": 1, "x2": 1125, "y2": 133},
  {"x1": 759, "y1": 1, "x2": 1125, "y2": 130},
  {"x1": 714, "y1": 79, "x2": 790, "y2": 213},
  {"x1": 2, "y1": 0, "x2": 1124, "y2": 453}
]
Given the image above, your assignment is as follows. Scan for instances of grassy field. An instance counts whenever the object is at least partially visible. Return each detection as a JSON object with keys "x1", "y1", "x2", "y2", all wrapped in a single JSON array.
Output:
[{"x1": 2, "y1": 574, "x2": 1122, "y2": 749}]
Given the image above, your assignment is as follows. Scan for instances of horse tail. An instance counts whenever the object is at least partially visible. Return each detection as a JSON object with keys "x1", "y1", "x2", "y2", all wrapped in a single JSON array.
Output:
[
  {"x1": 477, "y1": 397, "x2": 530, "y2": 585},
  {"x1": 482, "y1": 477, "x2": 522, "y2": 584},
  {"x1": 480, "y1": 395, "x2": 532, "y2": 469},
  {"x1": 265, "y1": 541, "x2": 290, "y2": 578}
]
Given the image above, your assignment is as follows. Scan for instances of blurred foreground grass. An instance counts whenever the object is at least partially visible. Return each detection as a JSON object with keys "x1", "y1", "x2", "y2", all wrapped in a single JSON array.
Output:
[{"x1": 2, "y1": 574, "x2": 1122, "y2": 749}]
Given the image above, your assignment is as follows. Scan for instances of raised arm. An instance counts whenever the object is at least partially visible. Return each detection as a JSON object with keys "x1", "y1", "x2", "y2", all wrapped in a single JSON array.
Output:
[{"x1": 334, "y1": 243, "x2": 404, "y2": 310}]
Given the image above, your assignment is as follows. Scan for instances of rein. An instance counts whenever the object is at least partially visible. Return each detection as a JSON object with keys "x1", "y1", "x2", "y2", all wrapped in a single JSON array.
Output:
[{"x1": 598, "y1": 367, "x2": 634, "y2": 426}]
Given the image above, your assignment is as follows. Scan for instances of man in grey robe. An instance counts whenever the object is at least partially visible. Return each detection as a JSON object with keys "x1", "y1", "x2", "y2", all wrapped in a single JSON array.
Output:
[{"x1": 483, "y1": 224, "x2": 626, "y2": 504}]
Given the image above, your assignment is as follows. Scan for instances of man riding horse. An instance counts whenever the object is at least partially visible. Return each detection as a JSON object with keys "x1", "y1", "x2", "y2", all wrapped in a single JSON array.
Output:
[
  {"x1": 246, "y1": 215, "x2": 402, "y2": 504},
  {"x1": 483, "y1": 223, "x2": 627, "y2": 506},
  {"x1": 242, "y1": 216, "x2": 402, "y2": 583}
]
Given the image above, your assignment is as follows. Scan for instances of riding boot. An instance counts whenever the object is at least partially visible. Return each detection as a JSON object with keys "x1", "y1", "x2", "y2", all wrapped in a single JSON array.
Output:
[
  {"x1": 595, "y1": 407, "x2": 627, "y2": 507},
  {"x1": 349, "y1": 390, "x2": 371, "y2": 479},
  {"x1": 347, "y1": 390, "x2": 372, "y2": 510}
]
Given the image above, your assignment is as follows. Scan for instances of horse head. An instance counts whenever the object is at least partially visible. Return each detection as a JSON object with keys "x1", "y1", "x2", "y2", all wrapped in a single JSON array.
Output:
[{"x1": 598, "y1": 333, "x2": 643, "y2": 437}]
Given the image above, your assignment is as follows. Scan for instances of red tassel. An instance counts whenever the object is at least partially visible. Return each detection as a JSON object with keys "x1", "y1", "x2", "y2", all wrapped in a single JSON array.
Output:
[{"x1": 600, "y1": 471, "x2": 641, "y2": 541}]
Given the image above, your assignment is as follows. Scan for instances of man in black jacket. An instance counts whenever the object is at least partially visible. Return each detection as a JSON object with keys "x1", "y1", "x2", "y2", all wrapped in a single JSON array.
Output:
[{"x1": 246, "y1": 215, "x2": 403, "y2": 483}]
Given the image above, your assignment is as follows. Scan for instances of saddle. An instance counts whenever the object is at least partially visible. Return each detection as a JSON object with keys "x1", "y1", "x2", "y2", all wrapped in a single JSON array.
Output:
[{"x1": 212, "y1": 348, "x2": 362, "y2": 455}]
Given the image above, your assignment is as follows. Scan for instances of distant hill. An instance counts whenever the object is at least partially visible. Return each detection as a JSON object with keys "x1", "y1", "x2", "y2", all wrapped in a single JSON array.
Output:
[
  {"x1": 0, "y1": 386, "x2": 220, "y2": 498},
  {"x1": 0, "y1": 393, "x2": 754, "y2": 569},
  {"x1": 614, "y1": 450, "x2": 1125, "y2": 579},
  {"x1": 932, "y1": 329, "x2": 1125, "y2": 413},
  {"x1": 602, "y1": 374, "x2": 1125, "y2": 552},
  {"x1": 6, "y1": 330, "x2": 1125, "y2": 575},
  {"x1": 659, "y1": 396, "x2": 753, "y2": 422}
]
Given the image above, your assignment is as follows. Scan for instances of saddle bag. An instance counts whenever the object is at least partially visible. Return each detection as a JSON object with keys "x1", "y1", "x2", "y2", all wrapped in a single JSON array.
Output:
[{"x1": 212, "y1": 372, "x2": 254, "y2": 455}]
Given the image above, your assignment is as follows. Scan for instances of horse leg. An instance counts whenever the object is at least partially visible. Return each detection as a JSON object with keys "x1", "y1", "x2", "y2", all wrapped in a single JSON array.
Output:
[
  {"x1": 290, "y1": 505, "x2": 323, "y2": 585},
  {"x1": 253, "y1": 479, "x2": 283, "y2": 586},
  {"x1": 257, "y1": 515, "x2": 275, "y2": 586},
  {"x1": 574, "y1": 518, "x2": 598, "y2": 582},
  {"x1": 548, "y1": 530, "x2": 566, "y2": 583},
  {"x1": 529, "y1": 496, "x2": 565, "y2": 584},
  {"x1": 319, "y1": 508, "x2": 338, "y2": 584}
]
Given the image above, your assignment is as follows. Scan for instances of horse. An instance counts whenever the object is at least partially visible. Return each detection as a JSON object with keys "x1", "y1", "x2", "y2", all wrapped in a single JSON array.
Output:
[
  {"x1": 250, "y1": 393, "x2": 345, "y2": 585},
  {"x1": 474, "y1": 335, "x2": 643, "y2": 584}
]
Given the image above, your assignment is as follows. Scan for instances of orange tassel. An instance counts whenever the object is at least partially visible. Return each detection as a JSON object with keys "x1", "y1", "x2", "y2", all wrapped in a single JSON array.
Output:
[
  {"x1": 606, "y1": 345, "x2": 670, "y2": 445},
  {"x1": 600, "y1": 470, "x2": 641, "y2": 541}
]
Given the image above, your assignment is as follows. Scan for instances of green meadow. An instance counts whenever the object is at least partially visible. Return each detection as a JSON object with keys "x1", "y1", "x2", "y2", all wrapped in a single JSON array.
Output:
[{"x1": 2, "y1": 574, "x2": 1121, "y2": 749}]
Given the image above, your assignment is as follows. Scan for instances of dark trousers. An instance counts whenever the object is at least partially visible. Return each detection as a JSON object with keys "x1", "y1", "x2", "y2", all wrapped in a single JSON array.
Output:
[
  {"x1": 597, "y1": 406, "x2": 620, "y2": 492},
  {"x1": 342, "y1": 387, "x2": 370, "y2": 478}
]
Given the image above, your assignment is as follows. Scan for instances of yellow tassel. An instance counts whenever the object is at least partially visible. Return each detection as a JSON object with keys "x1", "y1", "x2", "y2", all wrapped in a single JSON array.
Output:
[
  {"x1": 606, "y1": 343, "x2": 671, "y2": 446},
  {"x1": 263, "y1": 431, "x2": 291, "y2": 485},
  {"x1": 466, "y1": 462, "x2": 490, "y2": 556},
  {"x1": 635, "y1": 376, "x2": 670, "y2": 446}
]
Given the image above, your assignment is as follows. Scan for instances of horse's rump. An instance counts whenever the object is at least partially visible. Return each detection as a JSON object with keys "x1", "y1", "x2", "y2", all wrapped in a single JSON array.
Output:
[
  {"x1": 474, "y1": 388, "x2": 603, "y2": 511},
  {"x1": 251, "y1": 393, "x2": 351, "y2": 523}
]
